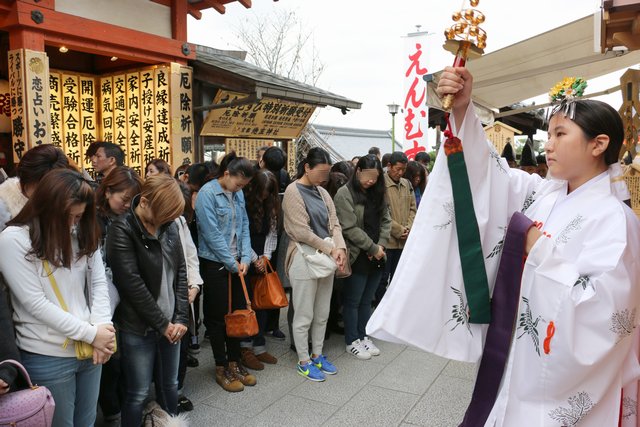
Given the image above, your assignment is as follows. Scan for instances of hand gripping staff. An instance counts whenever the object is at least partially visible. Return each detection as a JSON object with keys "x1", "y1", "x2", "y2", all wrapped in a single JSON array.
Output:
[{"x1": 441, "y1": 0, "x2": 490, "y2": 324}]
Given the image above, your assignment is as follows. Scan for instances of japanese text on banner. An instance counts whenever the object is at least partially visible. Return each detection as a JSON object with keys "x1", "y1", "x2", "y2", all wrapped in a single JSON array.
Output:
[{"x1": 403, "y1": 39, "x2": 429, "y2": 160}]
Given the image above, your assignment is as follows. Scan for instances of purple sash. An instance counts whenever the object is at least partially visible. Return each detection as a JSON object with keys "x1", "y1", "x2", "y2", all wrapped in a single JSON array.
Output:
[{"x1": 459, "y1": 212, "x2": 533, "y2": 426}]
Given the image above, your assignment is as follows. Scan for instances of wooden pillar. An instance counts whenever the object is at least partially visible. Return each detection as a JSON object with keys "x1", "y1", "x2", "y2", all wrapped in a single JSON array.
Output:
[{"x1": 9, "y1": 28, "x2": 44, "y2": 51}]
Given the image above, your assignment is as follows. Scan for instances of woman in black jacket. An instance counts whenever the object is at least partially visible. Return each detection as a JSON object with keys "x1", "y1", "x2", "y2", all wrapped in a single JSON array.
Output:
[
  {"x1": 95, "y1": 166, "x2": 143, "y2": 423},
  {"x1": 106, "y1": 174, "x2": 188, "y2": 427}
]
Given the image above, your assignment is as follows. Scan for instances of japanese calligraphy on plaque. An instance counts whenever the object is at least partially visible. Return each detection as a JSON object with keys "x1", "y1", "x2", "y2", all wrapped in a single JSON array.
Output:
[
  {"x1": 79, "y1": 77, "x2": 97, "y2": 172},
  {"x1": 49, "y1": 73, "x2": 62, "y2": 148},
  {"x1": 7, "y1": 60, "x2": 192, "y2": 173},
  {"x1": 62, "y1": 74, "x2": 81, "y2": 166},
  {"x1": 200, "y1": 90, "x2": 315, "y2": 139},
  {"x1": 403, "y1": 39, "x2": 429, "y2": 160},
  {"x1": 25, "y1": 50, "x2": 50, "y2": 148},
  {"x1": 226, "y1": 138, "x2": 273, "y2": 159},
  {"x1": 126, "y1": 73, "x2": 141, "y2": 175},
  {"x1": 113, "y1": 74, "x2": 127, "y2": 155},
  {"x1": 155, "y1": 66, "x2": 171, "y2": 164},
  {"x1": 8, "y1": 49, "x2": 52, "y2": 161},
  {"x1": 170, "y1": 63, "x2": 194, "y2": 169},
  {"x1": 140, "y1": 70, "x2": 156, "y2": 169},
  {"x1": 100, "y1": 76, "x2": 114, "y2": 143},
  {"x1": 9, "y1": 50, "x2": 27, "y2": 161}
]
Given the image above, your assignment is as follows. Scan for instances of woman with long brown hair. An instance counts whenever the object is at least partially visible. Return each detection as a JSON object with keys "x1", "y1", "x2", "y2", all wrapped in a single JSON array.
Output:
[
  {"x1": 106, "y1": 174, "x2": 188, "y2": 426},
  {"x1": 0, "y1": 168, "x2": 115, "y2": 427},
  {"x1": 240, "y1": 169, "x2": 281, "y2": 370}
]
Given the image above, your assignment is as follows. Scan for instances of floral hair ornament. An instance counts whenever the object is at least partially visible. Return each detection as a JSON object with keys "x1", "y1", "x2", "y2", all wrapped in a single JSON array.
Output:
[{"x1": 548, "y1": 77, "x2": 588, "y2": 121}]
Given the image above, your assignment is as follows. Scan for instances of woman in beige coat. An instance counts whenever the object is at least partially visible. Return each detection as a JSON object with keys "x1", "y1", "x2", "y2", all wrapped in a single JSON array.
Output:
[{"x1": 283, "y1": 147, "x2": 346, "y2": 382}]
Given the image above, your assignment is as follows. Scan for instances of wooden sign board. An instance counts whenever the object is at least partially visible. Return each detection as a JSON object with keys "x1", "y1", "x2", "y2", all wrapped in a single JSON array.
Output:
[{"x1": 201, "y1": 90, "x2": 315, "y2": 140}]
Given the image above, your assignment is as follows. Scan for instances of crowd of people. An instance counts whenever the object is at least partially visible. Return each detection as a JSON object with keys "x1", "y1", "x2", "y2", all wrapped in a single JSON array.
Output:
[{"x1": 0, "y1": 139, "x2": 424, "y2": 426}]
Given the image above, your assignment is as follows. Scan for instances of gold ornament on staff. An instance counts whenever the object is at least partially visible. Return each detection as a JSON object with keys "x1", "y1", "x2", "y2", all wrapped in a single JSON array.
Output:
[{"x1": 441, "y1": 0, "x2": 487, "y2": 111}]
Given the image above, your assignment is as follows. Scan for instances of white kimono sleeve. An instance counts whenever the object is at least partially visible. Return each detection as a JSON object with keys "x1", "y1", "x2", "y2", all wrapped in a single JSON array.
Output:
[
  {"x1": 502, "y1": 204, "x2": 640, "y2": 425},
  {"x1": 367, "y1": 103, "x2": 542, "y2": 362}
]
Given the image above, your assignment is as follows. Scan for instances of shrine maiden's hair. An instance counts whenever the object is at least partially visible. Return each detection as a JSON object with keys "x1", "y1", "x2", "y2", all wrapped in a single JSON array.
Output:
[{"x1": 552, "y1": 99, "x2": 623, "y2": 165}]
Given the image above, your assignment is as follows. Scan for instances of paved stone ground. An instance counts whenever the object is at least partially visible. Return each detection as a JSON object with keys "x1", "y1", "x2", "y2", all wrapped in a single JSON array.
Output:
[
  {"x1": 176, "y1": 312, "x2": 477, "y2": 427},
  {"x1": 96, "y1": 308, "x2": 476, "y2": 427}
]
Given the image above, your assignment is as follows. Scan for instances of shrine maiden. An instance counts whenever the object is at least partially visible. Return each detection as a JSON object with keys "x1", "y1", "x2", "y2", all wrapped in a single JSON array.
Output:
[{"x1": 367, "y1": 66, "x2": 640, "y2": 426}]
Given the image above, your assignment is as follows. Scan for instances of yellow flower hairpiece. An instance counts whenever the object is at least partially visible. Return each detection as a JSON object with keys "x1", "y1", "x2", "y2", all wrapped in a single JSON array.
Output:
[{"x1": 549, "y1": 77, "x2": 587, "y2": 102}]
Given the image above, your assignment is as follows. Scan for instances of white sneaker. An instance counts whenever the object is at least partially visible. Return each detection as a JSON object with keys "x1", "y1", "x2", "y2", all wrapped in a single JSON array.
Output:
[
  {"x1": 346, "y1": 339, "x2": 371, "y2": 360},
  {"x1": 362, "y1": 337, "x2": 380, "y2": 356}
]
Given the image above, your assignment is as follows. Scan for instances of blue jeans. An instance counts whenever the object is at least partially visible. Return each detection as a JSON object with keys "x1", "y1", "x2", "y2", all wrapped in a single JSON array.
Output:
[
  {"x1": 343, "y1": 268, "x2": 383, "y2": 345},
  {"x1": 120, "y1": 330, "x2": 180, "y2": 427},
  {"x1": 20, "y1": 351, "x2": 101, "y2": 427}
]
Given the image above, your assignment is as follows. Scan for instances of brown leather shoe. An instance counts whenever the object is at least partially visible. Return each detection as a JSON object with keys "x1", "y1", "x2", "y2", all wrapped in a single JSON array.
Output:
[
  {"x1": 241, "y1": 348, "x2": 264, "y2": 370},
  {"x1": 215, "y1": 366, "x2": 244, "y2": 392},
  {"x1": 256, "y1": 351, "x2": 278, "y2": 364},
  {"x1": 229, "y1": 361, "x2": 257, "y2": 386}
]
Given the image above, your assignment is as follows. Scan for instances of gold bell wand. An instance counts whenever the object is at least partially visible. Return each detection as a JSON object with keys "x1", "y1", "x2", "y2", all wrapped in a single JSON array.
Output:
[{"x1": 441, "y1": 0, "x2": 487, "y2": 111}]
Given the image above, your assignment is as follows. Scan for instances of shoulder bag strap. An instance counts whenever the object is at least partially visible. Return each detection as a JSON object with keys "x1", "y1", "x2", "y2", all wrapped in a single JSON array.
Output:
[
  {"x1": 43, "y1": 260, "x2": 68, "y2": 312},
  {"x1": 42, "y1": 260, "x2": 72, "y2": 349},
  {"x1": 238, "y1": 272, "x2": 252, "y2": 310},
  {"x1": 228, "y1": 267, "x2": 253, "y2": 313}
]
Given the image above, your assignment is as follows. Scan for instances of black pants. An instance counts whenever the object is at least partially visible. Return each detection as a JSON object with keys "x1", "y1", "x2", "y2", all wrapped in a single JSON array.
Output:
[
  {"x1": 201, "y1": 259, "x2": 245, "y2": 366},
  {"x1": 375, "y1": 248, "x2": 403, "y2": 303},
  {"x1": 98, "y1": 345, "x2": 124, "y2": 418}
]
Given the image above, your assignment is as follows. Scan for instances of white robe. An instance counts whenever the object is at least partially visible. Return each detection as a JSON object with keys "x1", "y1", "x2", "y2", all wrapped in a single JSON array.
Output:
[{"x1": 367, "y1": 103, "x2": 640, "y2": 426}]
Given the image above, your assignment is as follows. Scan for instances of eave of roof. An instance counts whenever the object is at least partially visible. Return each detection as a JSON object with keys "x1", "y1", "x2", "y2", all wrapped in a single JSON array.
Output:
[{"x1": 193, "y1": 45, "x2": 362, "y2": 111}]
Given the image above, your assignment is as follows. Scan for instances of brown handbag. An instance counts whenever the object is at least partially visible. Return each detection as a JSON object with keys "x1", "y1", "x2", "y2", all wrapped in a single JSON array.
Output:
[
  {"x1": 253, "y1": 257, "x2": 288, "y2": 310},
  {"x1": 225, "y1": 272, "x2": 259, "y2": 338}
]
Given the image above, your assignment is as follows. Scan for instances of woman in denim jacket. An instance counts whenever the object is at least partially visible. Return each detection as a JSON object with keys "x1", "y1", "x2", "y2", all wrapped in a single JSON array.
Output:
[{"x1": 195, "y1": 152, "x2": 257, "y2": 393}]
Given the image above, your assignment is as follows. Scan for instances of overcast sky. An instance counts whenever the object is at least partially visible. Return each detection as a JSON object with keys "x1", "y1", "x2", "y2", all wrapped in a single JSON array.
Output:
[{"x1": 188, "y1": 0, "x2": 626, "y2": 138}]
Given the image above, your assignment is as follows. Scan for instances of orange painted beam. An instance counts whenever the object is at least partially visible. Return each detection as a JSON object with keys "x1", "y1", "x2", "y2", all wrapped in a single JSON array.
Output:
[
  {"x1": 46, "y1": 34, "x2": 187, "y2": 65},
  {"x1": 8, "y1": 1, "x2": 195, "y2": 61},
  {"x1": 171, "y1": 0, "x2": 187, "y2": 40},
  {"x1": 18, "y1": 0, "x2": 55, "y2": 10},
  {"x1": 9, "y1": 27, "x2": 44, "y2": 50},
  {"x1": 188, "y1": 7, "x2": 202, "y2": 20},
  {"x1": 202, "y1": 0, "x2": 225, "y2": 14}
]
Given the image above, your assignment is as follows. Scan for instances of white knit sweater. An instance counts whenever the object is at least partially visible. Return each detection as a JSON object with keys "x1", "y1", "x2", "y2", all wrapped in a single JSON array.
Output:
[{"x1": 0, "y1": 226, "x2": 112, "y2": 357}]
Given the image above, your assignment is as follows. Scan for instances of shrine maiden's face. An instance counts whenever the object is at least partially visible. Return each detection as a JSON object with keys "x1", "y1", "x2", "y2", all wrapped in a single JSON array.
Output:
[{"x1": 545, "y1": 114, "x2": 599, "y2": 183}]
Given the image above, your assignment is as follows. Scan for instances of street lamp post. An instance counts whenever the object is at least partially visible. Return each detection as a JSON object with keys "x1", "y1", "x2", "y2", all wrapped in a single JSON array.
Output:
[{"x1": 387, "y1": 103, "x2": 400, "y2": 153}]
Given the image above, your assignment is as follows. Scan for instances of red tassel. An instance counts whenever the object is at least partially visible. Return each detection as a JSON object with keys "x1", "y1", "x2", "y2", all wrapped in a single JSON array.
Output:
[{"x1": 443, "y1": 112, "x2": 462, "y2": 156}]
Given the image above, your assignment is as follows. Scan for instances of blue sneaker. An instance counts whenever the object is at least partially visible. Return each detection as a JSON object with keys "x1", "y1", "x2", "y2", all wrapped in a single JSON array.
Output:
[
  {"x1": 312, "y1": 354, "x2": 337, "y2": 375},
  {"x1": 297, "y1": 361, "x2": 325, "y2": 382}
]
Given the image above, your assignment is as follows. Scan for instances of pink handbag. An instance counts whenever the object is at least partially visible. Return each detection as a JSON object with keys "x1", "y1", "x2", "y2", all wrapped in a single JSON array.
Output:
[{"x1": 0, "y1": 359, "x2": 55, "y2": 427}]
